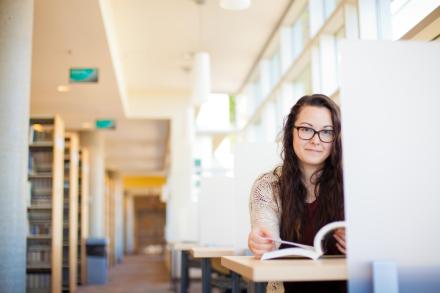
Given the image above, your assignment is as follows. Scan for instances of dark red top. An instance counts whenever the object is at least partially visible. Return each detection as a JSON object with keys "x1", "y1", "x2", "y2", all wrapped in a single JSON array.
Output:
[
  {"x1": 280, "y1": 200, "x2": 345, "y2": 293},
  {"x1": 302, "y1": 200, "x2": 319, "y2": 245},
  {"x1": 282, "y1": 199, "x2": 340, "y2": 254}
]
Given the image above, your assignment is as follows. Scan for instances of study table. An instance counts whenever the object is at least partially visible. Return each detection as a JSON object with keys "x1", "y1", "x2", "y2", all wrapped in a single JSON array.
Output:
[
  {"x1": 190, "y1": 246, "x2": 235, "y2": 293},
  {"x1": 221, "y1": 256, "x2": 347, "y2": 293},
  {"x1": 172, "y1": 243, "x2": 199, "y2": 293}
]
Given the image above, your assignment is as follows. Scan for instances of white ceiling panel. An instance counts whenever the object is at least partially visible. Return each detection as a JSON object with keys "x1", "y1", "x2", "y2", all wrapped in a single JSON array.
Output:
[{"x1": 30, "y1": 0, "x2": 290, "y2": 175}]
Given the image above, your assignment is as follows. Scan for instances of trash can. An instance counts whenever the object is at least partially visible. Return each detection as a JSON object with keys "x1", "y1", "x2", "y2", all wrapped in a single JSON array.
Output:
[{"x1": 86, "y1": 238, "x2": 108, "y2": 284}]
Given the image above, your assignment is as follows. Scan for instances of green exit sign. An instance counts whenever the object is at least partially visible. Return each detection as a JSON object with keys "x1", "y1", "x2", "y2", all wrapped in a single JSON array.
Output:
[
  {"x1": 70, "y1": 68, "x2": 98, "y2": 83},
  {"x1": 96, "y1": 119, "x2": 116, "y2": 130}
]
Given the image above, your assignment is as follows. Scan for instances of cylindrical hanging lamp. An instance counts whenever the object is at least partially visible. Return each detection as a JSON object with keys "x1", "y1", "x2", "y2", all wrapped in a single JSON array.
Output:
[
  {"x1": 219, "y1": 0, "x2": 251, "y2": 10},
  {"x1": 192, "y1": 52, "x2": 211, "y2": 106}
]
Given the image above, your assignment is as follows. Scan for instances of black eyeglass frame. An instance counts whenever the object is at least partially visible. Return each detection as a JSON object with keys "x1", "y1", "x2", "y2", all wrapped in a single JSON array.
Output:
[{"x1": 293, "y1": 126, "x2": 336, "y2": 143}]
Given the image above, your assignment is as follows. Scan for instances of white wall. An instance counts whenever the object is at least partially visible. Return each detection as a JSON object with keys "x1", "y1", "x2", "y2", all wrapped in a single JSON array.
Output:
[
  {"x1": 340, "y1": 40, "x2": 440, "y2": 293},
  {"x1": 233, "y1": 143, "x2": 281, "y2": 252},
  {"x1": 124, "y1": 95, "x2": 198, "y2": 243}
]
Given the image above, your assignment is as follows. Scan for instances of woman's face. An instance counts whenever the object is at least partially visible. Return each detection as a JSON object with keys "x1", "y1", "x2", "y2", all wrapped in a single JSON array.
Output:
[{"x1": 292, "y1": 105, "x2": 334, "y2": 170}]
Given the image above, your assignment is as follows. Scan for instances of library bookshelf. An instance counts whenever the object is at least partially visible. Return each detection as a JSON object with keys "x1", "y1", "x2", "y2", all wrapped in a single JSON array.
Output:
[
  {"x1": 27, "y1": 116, "x2": 64, "y2": 293},
  {"x1": 62, "y1": 133, "x2": 79, "y2": 292},
  {"x1": 78, "y1": 148, "x2": 89, "y2": 285}
]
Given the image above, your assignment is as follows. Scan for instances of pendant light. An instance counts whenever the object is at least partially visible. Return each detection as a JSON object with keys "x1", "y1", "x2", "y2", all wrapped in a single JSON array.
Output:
[
  {"x1": 192, "y1": 52, "x2": 211, "y2": 106},
  {"x1": 192, "y1": 0, "x2": 211, "y2": 106},
  {"x1": 219, "y1": 0, "x2": 251, "y2": 10}
]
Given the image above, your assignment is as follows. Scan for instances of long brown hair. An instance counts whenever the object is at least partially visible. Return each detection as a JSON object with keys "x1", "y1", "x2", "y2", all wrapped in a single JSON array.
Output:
[{"x1": 276, "y1": 94, "x2": 344, "y2": 242}]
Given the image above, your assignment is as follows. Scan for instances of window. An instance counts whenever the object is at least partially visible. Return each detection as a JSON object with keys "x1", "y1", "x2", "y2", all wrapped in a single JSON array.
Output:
[
  {"x1": 196, "y1": 93, "x2": 231, "y2": 131},
  {"x1": 270, "y1": 48, "x2": 282, "y2": 87},
  {"x1": 390, "y1": 0, "x2": 439, "y2": 39},
  {"x1": 292, "y1": 8, "x2": 310, "y2": 59}
]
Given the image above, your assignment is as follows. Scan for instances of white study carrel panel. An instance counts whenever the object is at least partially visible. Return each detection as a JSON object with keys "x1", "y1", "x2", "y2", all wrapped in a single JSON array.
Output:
[
  {"x1": 233, "y1": 142, "x2": 281, "y2": 252},
  {"x1": 340, "y1": 40, "x2": 440, "y2": 293},
  {"x1": 198, "y1": 176, "x2": 235, "y2": 247}
]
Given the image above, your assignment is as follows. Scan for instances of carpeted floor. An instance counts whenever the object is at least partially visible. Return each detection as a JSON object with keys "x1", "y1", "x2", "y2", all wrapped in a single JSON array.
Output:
[{"x1": 77, "y1": 254, "x2": 202, "y2": 293}]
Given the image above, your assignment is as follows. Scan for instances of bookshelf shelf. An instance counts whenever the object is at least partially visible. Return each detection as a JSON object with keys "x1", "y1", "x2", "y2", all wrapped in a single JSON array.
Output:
[
  {"x1": 27, "y1": 265, "x2": 52, "y2": 271},
  {"x1": 77, "y1": 148, "x2": 90, "y2": 285},
  {"x1": 62, "y1": 132, "x2": 79, "y2": 293},
  {"x1": 29, "y1": 174, "x2": 53, "y2": 179},
  {"x1": 28, "y1": 206, "x2": 52, "y2": 210},
  {"x1": 30, "y1": 142, "x2": 54, "y2": 149},
  {"x1": 27, "y1": 116, "x2": 64, "y2": 293},
  {"x1": 27, "y1": 235, "x2": 52, "y2": 240}
]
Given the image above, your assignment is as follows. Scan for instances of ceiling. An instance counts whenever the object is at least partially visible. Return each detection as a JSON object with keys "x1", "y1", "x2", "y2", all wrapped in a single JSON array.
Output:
[{"x1": 30, "y1": 0, "x2": 290, "y2": 175}]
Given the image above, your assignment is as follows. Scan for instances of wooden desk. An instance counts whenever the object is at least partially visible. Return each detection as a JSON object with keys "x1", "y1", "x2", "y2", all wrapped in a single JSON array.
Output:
[
  {"x1": 172, "y1": 243, "x2": 199, "y2": 293},
  {"x1": 221, "y1": 256, "x2": 347, "y2": 293},
  {"x1": 190, "y1": 247, "x2": 235, "y2": 293}
]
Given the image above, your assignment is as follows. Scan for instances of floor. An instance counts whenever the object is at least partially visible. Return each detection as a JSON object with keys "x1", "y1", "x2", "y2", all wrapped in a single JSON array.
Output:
[{"x1": 77, "y1": 254, "x2": 203, "y2": 293}]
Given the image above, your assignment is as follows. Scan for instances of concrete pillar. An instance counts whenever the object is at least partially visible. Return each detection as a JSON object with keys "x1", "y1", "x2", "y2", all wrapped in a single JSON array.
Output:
[
  {"x1": 113, "y1": 173, "x2": 124, "y2": 262},
  {"x1": 0, "y1": 1, "x2": 33, "y2": 292},
  {"x1": 124, "y1": 194, "x2": 135, "y2": 254},
  {"x1": 80, "y1": 131, "x2": 106, "y2": 238},
  {"x1": 165, "y1": 107, "x2": 196, "y2": 243}
]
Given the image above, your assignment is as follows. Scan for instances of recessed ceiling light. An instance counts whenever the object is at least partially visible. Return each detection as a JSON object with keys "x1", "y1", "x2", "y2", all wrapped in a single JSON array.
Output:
[
  {"x1": 57, "y1": 85, "x2": 70, "y2": 92},
  {"x1": 81, "y1": 122, "x2": 93, "y2": 129},
  {"x1": 183, "y1": 52, "x2": 193, "y2": 61}
]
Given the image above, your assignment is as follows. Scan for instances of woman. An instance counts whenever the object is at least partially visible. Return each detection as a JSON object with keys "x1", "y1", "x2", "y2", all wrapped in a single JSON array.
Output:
[{"x1": 248, "y1": 94, "x2": 346, "y2": 293}]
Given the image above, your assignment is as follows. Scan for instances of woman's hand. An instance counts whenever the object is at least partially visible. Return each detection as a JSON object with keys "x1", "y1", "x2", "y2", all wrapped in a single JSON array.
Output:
[
  {"x1": 333, "y1": 228, "x2": 346, "y2": 254},
  {"x1": 248, "y1": 227, "x2": 276, "y2": 259}
]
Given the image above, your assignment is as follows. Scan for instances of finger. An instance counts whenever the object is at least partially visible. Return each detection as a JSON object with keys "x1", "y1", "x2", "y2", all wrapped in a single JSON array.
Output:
[
  {"x1": 252, "y1": 249, "x2": 270, "y2": 258},
  {"x1": 334, "y1": 236, "x2": 345, "y2": 251},
  {"x1": 334, "y1": 233, "x2": 346, "y2": 247},
  {"x1": 336, "y1": 242, "x2": 346, "y2": 254},
  {"x1": 336, "y1": 229, "x2": 345, "y2": 237},
  {"x1": 251, "y1": 228, "x2": 272, "y2": 239},
  {"x1": 255, "y1": 236, "x2": 273, "y2": 244},
  {"x1": 258, "y1": 227, "x2": 274, "y2": 238},
  {"x1": 252, "y1": 233, "x2": 273, "y2": 244},
  {"x1": 249, "y1": 240, "x2": 275, "y2": 252},
  {"x1": 337, "y1": 228, "x2": 346, "y2": 237}
]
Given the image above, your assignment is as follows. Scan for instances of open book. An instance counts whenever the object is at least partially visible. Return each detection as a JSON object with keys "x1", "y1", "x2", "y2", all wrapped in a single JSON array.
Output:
[{"x1": 261, "y1": 221, "x2": 346, "y2": 260}]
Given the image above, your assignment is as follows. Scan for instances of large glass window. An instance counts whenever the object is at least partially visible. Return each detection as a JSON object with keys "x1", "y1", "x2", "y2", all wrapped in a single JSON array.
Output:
[
  {"x1": 324, "y1": 0, "x2": 341, "y2": 19},
  {"x1": 270, "y1": 48, "x2": 282, "y2": 87},
  {"x1": 292, "y1": 8, "x2": 310, "y2": 59},
  {"x1": 274, "y1": 91, "x2": 286, "y2": 137},
  {"x1": 390, "y1": 0, "x2": 439, "y2": 40},
  {"x1": 251, "y1": 76, "x2": 263, "y2": 105},
  {"x1": 334, "y1": 26, "x2": 345, "y2": 87},
  {"x1": 196, "y1": 93, "x2": 231, "y2": 131},
  {"x1": 235, "y1": 93, "x2": 249, "y2": 129},
  {"x1": 292, "y1": 66, "x2": 312, "y2": 99},
  {"x1": 261, "y1": 100, "x2": 277, "y2": 142}
]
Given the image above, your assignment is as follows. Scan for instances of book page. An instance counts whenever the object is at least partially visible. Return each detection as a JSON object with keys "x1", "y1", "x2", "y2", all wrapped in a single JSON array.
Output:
[
  {"x1": 261, "y1": 247, "x2": 319, "y2": 260},
  {"x1": 313, "y1": 221, "x2": 346, "y2": 256}
]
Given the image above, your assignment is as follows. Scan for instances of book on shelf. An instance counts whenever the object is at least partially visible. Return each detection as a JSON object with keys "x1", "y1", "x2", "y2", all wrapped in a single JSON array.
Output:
[
  {"x1": 28, "y1": 151, "x2": 53, "y2": 174},
  {"x1": 27, "y1": 273, "x2": 51, "y2": 290},
  {"x1": 27, "y1": 241, "x2": 51, "y2": 268},
  {"x1": 29, "y1": 222, "x2": 51, "y2": 236},
  {"x1": 29, "y1": 178, "x2": 52, "y2": 207},
  {"x1": 29, "y1": 124, "x2": 54, "y2": 144},
  {"x1": 261, "y1": 221, "x2": 346, "y2": 260}
]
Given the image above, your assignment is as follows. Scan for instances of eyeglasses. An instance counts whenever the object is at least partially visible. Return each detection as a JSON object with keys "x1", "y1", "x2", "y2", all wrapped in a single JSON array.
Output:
[{"x1": 294, "y1": 126, "x2": 335, "y2": 143}]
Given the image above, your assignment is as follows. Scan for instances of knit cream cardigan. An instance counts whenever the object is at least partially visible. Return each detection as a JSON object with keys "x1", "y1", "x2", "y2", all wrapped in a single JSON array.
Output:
[{"x1": 249, "y1": 172, "x2": 284, "y2": 293}]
